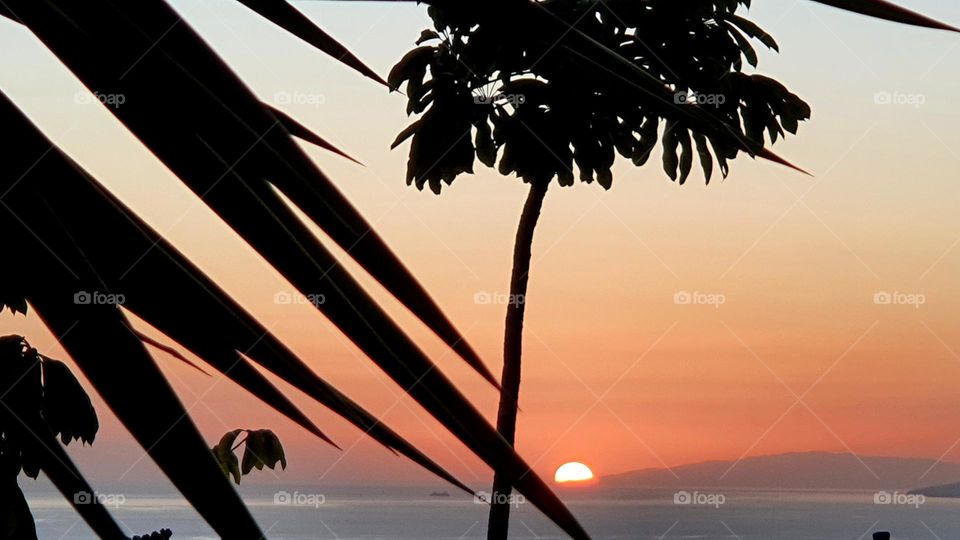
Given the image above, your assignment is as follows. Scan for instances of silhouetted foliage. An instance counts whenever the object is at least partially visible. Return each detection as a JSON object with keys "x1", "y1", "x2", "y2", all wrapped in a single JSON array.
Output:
[
  {"x1": 0, "y1": 336, "x2": 98, "y2": 467},
  {"x1": 0, "y1": 336, "x2": 257, "y2": 539},
  {"x1": 211, "y1": 429, "x2": 287, "y2": 485},
  {"x1": 0, "y1": 0, "x2": 955, "y2": 538},
  {"x1": 0, "y1": 294, "x2": 27, "y2": 317},
  {"x1": 391, "y1": 0, "x2": 811, "y2": 193},
  {"x1": 130, "y1": 529, "x2": 173, "y2": 540},
  {"x1": 0, "y1": 336, "x2": 99, "y2": 538},
  {"x1": 41, "y1": 357, "x2": 100, "y2": 446}
]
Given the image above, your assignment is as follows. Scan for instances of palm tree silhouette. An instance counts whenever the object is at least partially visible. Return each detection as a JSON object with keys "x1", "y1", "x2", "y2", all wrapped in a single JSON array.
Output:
[{"x1": 389, "y1": 1, "x2": 957, "y2": 538}]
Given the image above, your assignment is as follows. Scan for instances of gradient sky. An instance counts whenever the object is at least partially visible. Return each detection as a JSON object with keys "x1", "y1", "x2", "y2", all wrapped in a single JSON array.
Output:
[{"x1": 2, "y1": 0, "x2": 960, "y2": 491}]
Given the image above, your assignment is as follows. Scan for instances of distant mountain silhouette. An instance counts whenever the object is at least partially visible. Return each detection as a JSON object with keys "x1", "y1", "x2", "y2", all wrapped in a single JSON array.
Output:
[
  {"x1": 909, "y1": 481, "x2": 960, "y2": 498},
  {"x1": 603, "y1": 452, "x2": 960, "y2": 491}
]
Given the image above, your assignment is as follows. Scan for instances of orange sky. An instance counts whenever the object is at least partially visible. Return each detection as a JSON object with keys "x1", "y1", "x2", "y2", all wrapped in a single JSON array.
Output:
[{"x1": 2, "y1": 1, "x2": 960, "y2": 491}]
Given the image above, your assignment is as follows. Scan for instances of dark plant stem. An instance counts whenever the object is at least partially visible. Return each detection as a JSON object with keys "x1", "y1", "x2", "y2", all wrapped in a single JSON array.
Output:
[{"x1": 487, "y1": 180, "x2": 549, "y2": 540}]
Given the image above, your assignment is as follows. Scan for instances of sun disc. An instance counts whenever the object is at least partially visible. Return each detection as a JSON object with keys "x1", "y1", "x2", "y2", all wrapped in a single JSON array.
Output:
[{"x1": 554, "y1": 462, "x2": 595, "y2": 484}]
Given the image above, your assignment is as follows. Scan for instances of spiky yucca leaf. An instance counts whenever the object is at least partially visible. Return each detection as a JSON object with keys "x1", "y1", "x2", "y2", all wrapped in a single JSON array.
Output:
[
  {"x1": 34, "y1": 299, "x2": 266, "y2": 539},
  {"x1": 2, "y1": 0, "x2": 497, "y2": 390},
  {"x1": 807, "y1": 0, "x2": 959, "y2": 31},
  {"x1": 5, "y1": 3, "x2": 594, "y2": 531},
  {"x1": 0, "y1": 90, "x2": 474, "y2": 495},
  {"x1": 267, "y1": 104, "x2": 364, "y2": 165},
  {"x1": 235, "y1": 0, "x2": 389, "y2": 85},
  {"x1": 1, "y1": 185, "x2": 265, "y2": 537},
  {"x1": 0, "y1": 89, "x2": 588, "y2": 536}
]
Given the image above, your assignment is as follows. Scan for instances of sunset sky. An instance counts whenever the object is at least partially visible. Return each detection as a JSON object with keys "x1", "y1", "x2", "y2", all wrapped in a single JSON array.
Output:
[{"x1": 2, "y1": 0, "x2": 960, "y2": 491}]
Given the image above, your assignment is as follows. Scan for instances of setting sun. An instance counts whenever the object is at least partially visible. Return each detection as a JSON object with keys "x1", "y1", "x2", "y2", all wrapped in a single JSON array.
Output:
[{"x1": 554, "y1": 462, "x2": 595, "y2": 484}]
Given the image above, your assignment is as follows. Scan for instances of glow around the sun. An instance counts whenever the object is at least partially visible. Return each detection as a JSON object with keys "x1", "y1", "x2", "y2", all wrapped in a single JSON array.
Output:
[{"x1": 554, "y1": 462, "x2": 595, "y2": 484}]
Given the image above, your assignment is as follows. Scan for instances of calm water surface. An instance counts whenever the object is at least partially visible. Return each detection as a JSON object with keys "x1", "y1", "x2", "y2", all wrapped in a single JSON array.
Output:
[{"x1": 24, "y1": 486, "x2": 960, "y2": 539}]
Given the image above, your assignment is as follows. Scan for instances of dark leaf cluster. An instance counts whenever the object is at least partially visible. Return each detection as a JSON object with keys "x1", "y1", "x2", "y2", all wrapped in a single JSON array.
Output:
[
  {"x1": 0, "y1": 335, "x2": 99, "y2": 479},
  {"x1": 211, "y1": 429, "x2": 287, "y2": 485},
  {"x1": 391, "y1": 0, "x2": 811, "y2": 192},
  {"x1": 130, "y1": 529, "x2": 173, "y2": 540},
  {"x1": 0, "y1": 336, "x2": 99, "y2": 539}
]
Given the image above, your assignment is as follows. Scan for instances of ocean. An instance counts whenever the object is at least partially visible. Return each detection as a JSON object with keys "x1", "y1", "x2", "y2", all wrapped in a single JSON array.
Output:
[{"x1": 24, "y1": 486, "x2": 960, "y2": 539}]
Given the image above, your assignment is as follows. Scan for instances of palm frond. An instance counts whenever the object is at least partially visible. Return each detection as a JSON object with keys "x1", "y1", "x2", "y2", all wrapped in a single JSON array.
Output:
[
  {"x1": 33, "y1": 298, "x2": 266, "y2": 539},
  {"x1": 1, "y1": 85, "x2": 588, "y2": 536},
  {"x1": 266, "y1": 103, "x2": 364, "y2": 165},
  {"x1": 807, "y1": 0, "x2": 959, "y2": 31},
  {"x1": 236, "y1": 0, "x2": 389, "y2": 85},
  {"x1": 3, "y1": 0, "x2": 496, "y2": 390},
  {"x1": 0, "y1": 232, "x2": 263, "y2": 537},
  {"x1": 0, "y1": 90, "x2": 476, "y2": 494}
]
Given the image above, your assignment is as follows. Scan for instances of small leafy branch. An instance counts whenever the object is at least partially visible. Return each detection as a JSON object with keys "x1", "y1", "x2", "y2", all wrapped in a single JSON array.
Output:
[
  {"x1": 0, "y1": 335, "x2": 178, "y2": 540},
  {"x1": 0, "y1": 336, "x2": 286, "y2": 538},
  {"x1": 211, "y1": 429, "x2": 287, "y2": 485},
  {"x1": 1, "y1": 335, "x2": 99, "y2": 538},
  {"x1": 0, "y1": 335, "x2": 99, "y2": 463}
]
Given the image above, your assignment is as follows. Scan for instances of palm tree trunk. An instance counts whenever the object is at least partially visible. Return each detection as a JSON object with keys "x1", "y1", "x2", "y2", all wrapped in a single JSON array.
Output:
[{"x1": 487, "y1": 180, "x2": 549, "y2": 540}]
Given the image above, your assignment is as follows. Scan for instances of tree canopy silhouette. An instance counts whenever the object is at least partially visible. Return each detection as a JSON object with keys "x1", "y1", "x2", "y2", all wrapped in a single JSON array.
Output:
[{"x1": 391, "y1": 0, "x2": 816, "y2": 194}]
